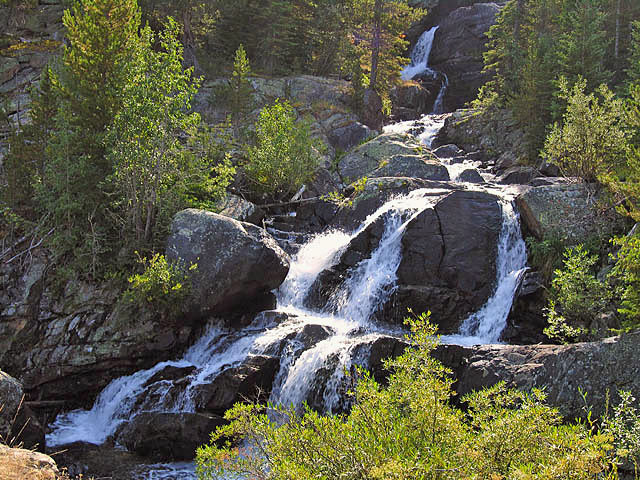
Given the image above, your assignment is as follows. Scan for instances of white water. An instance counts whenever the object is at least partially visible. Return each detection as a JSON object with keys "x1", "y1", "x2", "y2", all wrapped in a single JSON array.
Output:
[
  {"x1": 442, "y1": 199, "x2": 527, "y2": 346},
  {"x1": 383, "y1": 114, "x2": 447, "y2": 148},
  {"x1": 401, "y1": 26, "x2": 439, "y2": 81}
]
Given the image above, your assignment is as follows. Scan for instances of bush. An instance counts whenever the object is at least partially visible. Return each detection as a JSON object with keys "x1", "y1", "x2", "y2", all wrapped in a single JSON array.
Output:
[
  {"x1": 610, "y1": 234, "x2": 640, "y2": 330},
  {"x1": 244, "y1": 100, "x2": 319, "y2": 200},
  {"x1": 542, "y1": 77, "x2": 629, "y2": 183},
  {"x1": 196, "y1": 313, "x2": 615, "y2": 480},
  {"x1": 544, "y1": 245, "x2": 614, "y2": 343},
  {"x1": 122, "y1": 253, "x2": 195, "y2": 317}
]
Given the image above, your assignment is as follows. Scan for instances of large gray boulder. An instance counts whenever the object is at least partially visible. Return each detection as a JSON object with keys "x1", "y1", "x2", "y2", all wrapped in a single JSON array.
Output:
[
  {"x1": 430, "y1": 3, "x2": 503, "y2": 111},
  {"x1": 310, "y1": 190, "x2": 502, "y2": 332},
  {"x1": 436, "y1": 331, "x2": 640, "y2": 421},
  {"x1": 167, "y1": 209, "x2": 290, "y2": 318},
  {"x1": 0, "y1": 370, "x2": 44, "y2": 450},
  {"x1": 516, "y1": 181, "x2": 628, "y2": 242},
  {"x1": 0, "y1": 371, "x2": 22, "y2": 441},
  {"x1": 337, "y1": 133, "x2": 448, "y2": 183},
  {"x1": 116, "y1": 412, "x2": 226, "y2": 460}
]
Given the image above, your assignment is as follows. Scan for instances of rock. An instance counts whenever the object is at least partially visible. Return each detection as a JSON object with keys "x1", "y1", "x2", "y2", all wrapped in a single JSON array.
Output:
[
  {"x1": 391, "y1": 82, "x2": 434, "y2": 119},
  {"x1": 366, "y1": 336, "x2": 409, "y2": 383},
  {"x1": 516, "y1": 181, "x2": 629, "y2": 242},
  {"x1": 457, "y1": 168, "x2": 485, "y2": 183},
  {"x1": 370, "y1": 154, "x2": 450, "y2": 181},
  {"x1": 362, "y1": 88, "x2": 384, "y2": 131},
  {"x1": 312, "y1": 189, "x2": 502, "y2": 332},
  {"x1": 434, "y1": 108, "x2": 527, "y2": 168},
  {"x1": 0, "y1": 445, "x2": 58, "y2": 480},
  {"x1": 438, "y1": 331, "x2": 640, "y2": 421},
  {"x1": 392, "y1": 190, "x2": 503, "y2": 331},
  {"x1": 116, "y1": 412, "x2": 226, "y2": 461},
  {"x1": 166, "y1": 209, "x2": 290, "y2": 318},
  {"x1": 326, "y1": 121, "x2": 375, "y2": 154},
  {"x1": 216, "y1": 194, "x2": 265, "y2": 225},
  {"x1": 430, "y1": 3, "x2": 503, "y2": 110},
  {"x1": 192, "y1": 354, "x2": 280, "y2": 414},
  {"x1": 337, "y1": 133, "x2": 446, "y2": 183},
  {"x1": 497, "y1": 166, "x2": 539, "y2": 185},
  {"x1": 0, "y1": 371, "x2": 44, "y2": 450},
  {"x1": 0, "y1": 371, "x2": 23, "y2": 441},
  {"x1": 432, "y1": 144, "x2": 463, "y2": 158}
]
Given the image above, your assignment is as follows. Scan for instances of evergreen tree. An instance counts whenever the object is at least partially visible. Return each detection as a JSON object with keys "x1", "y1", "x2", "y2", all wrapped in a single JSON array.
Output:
[
  {"x1": 627, "y1": 21, "x2": 640, "y2": 88},
  {"x1": 556, "y1": 0, "x2": 612, "y2": 91},
  {"x1": 228, "y1": 44, "x2": 253, "y2": 138}
]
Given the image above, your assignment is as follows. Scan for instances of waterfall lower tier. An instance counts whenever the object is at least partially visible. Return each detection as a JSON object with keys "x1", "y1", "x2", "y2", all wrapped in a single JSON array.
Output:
[{"x1": 47, "y1": 185, "x2": 528, "y2": 480}]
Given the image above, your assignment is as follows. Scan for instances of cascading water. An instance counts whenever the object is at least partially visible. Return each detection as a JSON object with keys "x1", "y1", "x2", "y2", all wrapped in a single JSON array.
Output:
[
  {"x1": 401, "y1": 26, "x2": 439, "y2": 81},
  {"x1": 400, "y1": 25, "x2": 448, "y2": 115},
  {"x1": 442, "y1": 199, "x2": 527, "y2": 346}
]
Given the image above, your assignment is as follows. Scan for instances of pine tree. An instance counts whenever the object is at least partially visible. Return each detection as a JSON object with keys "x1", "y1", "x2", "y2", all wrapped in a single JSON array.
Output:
[
  {"x1": 556, "y1": 0, "x2": 612, "y2": 90},
  {"x1": 228, "y1": 44, "x2": 253, "y2": 138},
  {"x1": 627, "y1": 22, "x2": 640, "y2": 88}
]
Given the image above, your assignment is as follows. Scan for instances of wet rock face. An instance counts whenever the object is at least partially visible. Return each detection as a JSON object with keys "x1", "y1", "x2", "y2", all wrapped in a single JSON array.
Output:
[
  {"x1": 167, "y1": 209, "x2": 290, "y2": 319},
  {"x1": 115, "y1": 412, "x2": 226, "y2": 461},
  {"x1": 309, "y1": 189, "x2": 502, "y2": 333},
  {"x1": 192, "y1": 354, "x2": 280, "y2": 414},
  {"x1": 429, "y1": 3, "x2": 503, "y2": 111},
  {"x1": 437, "y1": 331, "x2": 640, "y2": 421},
  {"x1": 516, "y1": 181, "x2": 629, "y2": 243},
  {"x1": 337, "y1": 133, "x2": 449, "y2": 184}
]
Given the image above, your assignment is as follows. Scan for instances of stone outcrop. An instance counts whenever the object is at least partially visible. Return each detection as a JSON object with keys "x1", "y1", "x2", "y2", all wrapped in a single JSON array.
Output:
[
  {"x1": 0, "y1": 445, "x2": 59, "y2": 480},
  {"x1": 429, "y1": 3, "x2": 503, "y2": 111},
  {"x1": 516, "y1": 181, "x2": 629, "y2": 242},
  {"x1": 0, "y1": 371, "x2": 44, "y2": 450},
  {"x1": 337, "y1": 133, "x2": 449, "y2": 183},
  {"x1": 115, "y1": 412, "x2": 226, "y2": 460},
  {"x1": 0, "y1": 371, "x2": 23, "y2": 442},
  {"x1": 310, "y1": 189, "x2": 502, "y2": 333},
  {"x1": 192, "y1": 354, "x2": 280, "y2": 414},
  {"x1": 216, "y1": 193, "x2": 265, "y2": 225},
  {"x1": 436, "y1": 331, "x2": 640, "y2": 421},
  {"x1": 166, "y1": 209, "x2": 290, "y2": 319}
]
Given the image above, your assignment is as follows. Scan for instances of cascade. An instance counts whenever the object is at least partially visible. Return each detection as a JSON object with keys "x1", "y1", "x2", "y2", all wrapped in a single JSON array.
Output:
[{"x1": 400, "y1": 25, "x2": 448, "y2": 114}]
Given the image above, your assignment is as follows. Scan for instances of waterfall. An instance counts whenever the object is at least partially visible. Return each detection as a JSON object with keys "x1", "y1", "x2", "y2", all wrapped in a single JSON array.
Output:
[
  {"x1": 400, "y1": 25, "x2": 449, "y2": 115},
  {"x1": 442, "y1": 199, "x2": 527, "y2": 346},
  {"x1": 401, "y1": 26, "x2": 439, "y2": 81},
  {"x1": 47, "y1": 187, "x2": 528, "y2": 480}
]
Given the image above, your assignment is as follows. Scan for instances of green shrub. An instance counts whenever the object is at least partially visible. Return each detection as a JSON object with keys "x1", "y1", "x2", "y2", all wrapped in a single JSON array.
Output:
[
  {"x1": 122, "y1": 253, "x2": 195, "y2": 316},
  {"x1": 196, "y1": 313, "x2": 615, "y2": 480},
  {"x1": 244, "y1": 99, "x2": 319, "y2": 200},
  {"x1": 544, "y1": 245, "x2": 614, "y2": 343},
  {"x1": 610, "y1": 234, "x2": 640, "y2": 330}
]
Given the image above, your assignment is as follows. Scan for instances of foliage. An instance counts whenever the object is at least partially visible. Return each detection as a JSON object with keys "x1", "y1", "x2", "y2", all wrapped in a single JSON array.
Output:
[
  {"x1": 525, "y1": 235, "x2": 568, "y2": 282},
  {"x1": 601, "y1": 390, "x2": 640, "y2": 472},
  {"x1": 105, "y1": 18, "x2": 231, "y2": 256},
  {"x1": 244, "y1": 100, "x2": 319, "y2": 200},
  {"x1": 609, "y1": 233, "x2": 640, "y2": 329},
  {"x1": 122, "y1": 253, "x2": 195, "y2": 316},
  {"x1": 544, "y1": 245, "x2": 613, "y2": 343},
  {"x1": 197, "y1": 313, "x2": 616, "y2": 480},
  {"x1": 227, "y1": 44, "x2": 253, "y2": 138},
  {"x1": 542, "y1": 77, "x2": 629, "y2": 182},
  {"x1": 629, "y1": 22, "x2": 640, "y2": 88}
]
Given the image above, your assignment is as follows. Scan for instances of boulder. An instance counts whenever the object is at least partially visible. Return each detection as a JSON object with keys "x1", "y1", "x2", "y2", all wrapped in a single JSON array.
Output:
[
  {"x1": 497, "y1": 166, "x2": 539, "y2": 185},
  {"x1": 437, "y1": 331, "x2": 640, "y2": 420},
  {"x1": 116, "y1": 412, "x2": 226, "y2": 461},
  {"x1": 337, "y1": 133, "x2": 447, "y2": 183},
  {"x1": 0, "y1": 445, "x2": 58, "y2": 480},
  {"x1": 430, "y1": 3, "x2": 503, "y2": 110},
  {"x1": 216, "y1": 194, "x2": 265, "y2": 225},
  {"x1": 362, "y1": 88, "x2": 384, "y2": 131},
  {"x1": 326, "y1": 121, "x2": 375, "y2": 154},
  {"x1": 391, "y1": 82, "x2": 435, "y2": 119},
  {"x1": 432, "y1": 144, "x2": 463, "y2": 158},
  {"x1": 516, "y1": 181, "x2": 629, "y2": 242},
  {"x1": 166, "y1": 209, "x2": 290, "y2": 318},
  {"x1": 311, "y1": 189, "x2": 502, "y2": 332},
  {"x1": 192, "y1": 354, "x2": 280, "y2": 414},
  {"x1": 0, "y1": 371, "x2": 23, "y2": 441},
  {"x1": 0, "y1": 371, "x2": 44, "y2": 450},
  {"x1": 457, "y1": 168, "x2": 485, "y2": 183},
  {"x1": 370, "y1": 154, "x2": 449, "y2": 181}
]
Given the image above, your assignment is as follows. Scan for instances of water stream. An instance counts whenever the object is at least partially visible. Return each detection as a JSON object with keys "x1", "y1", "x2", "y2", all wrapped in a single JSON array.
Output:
[{"x1": 46, "y1": 25, "x2": 528, "y2": 479}]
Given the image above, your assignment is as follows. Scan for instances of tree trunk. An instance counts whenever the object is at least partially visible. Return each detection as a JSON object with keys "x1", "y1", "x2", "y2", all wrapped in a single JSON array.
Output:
[
  {"x1": 369, "y1": 0, "x2": 383, "y2": 93},
  {"x1": 181, "y1": 7, "x2": 200, "y2": 74}
]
